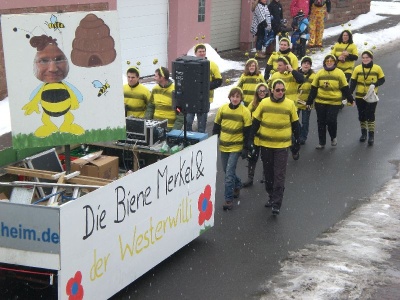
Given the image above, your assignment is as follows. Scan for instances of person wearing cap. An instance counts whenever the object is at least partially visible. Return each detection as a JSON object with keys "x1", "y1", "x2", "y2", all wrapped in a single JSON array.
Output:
[
  {"x1": 264, "y1": 37, "x2": 299, "y2": 81},
  {"x1": 331, "y1": 30, "x2": 359, "y2": 83},
  {"x1": 145, "y1": 67, "x2": 183, "y2": 131},
  {"x1": 308, "y1": 0, "x2": 331, "y2": 48},
  {"x1": 236, "y1": 58, "x2": 266, "y2": 107},
  {"x1": 297, "y1": 56, "x2": 316, "y2": 144},
  {"x1": 306, "y1": 54, "x2": 354, "y2": 149},
  {"x1": 123, "y1": 67, "x2": 150, "y2": 118},
  {"x1": 213, "y1": 87, "x2": 252, "y2": 210},
  {"x1": 186, "y1": 44, "x2": 222, "y2": 133},
  {"x1": 242, "y1": 82, "x2": 269, "y2": 188},
  {"x1": 349, "y1": 50, "x2": 385, "y2": 146},
  {"x1": 250, "y1": 0, "x2": 272, "y2": 59},
  {"x1": 249, "y1": 79, "x2": 301, "y2": 215}
]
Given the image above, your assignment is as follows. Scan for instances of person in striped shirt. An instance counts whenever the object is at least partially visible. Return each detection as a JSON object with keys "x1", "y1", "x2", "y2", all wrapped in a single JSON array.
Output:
[
  {"x1": 249, "y1": 79, "x2": 300, "y2": 215},
  {"x1": 213, "y1": 87, "x2": 252, "y2": 210}
]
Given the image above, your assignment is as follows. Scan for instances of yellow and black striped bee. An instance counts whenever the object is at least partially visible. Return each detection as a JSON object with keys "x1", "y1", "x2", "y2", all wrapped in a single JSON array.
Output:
[
  {"x1": 92, "y1": 80, "x2": 110, "y2": 97},
  {"x1": 45, "y1": 15, "x2": 65, "y2": 32}
]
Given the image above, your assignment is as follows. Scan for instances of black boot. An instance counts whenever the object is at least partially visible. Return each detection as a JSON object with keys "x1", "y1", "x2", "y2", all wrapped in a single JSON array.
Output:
[
  {"x1": 368, "y1": 131, "x2": 374, "y2": 146},
  {"x1": 359, "y1": 129, "x2": 367, "y2": 142},
  {"x1": 243, "y1": 161, "x2": 256, "y2": 188}
]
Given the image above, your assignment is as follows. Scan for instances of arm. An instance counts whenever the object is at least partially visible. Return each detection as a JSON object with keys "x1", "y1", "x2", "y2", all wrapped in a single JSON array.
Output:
[
  {"x1": 210, "y1": 78, "x2": 222, "y2": 90},
  {"x1": 326, "y1": 0, "x2": 331, "y2": 13},
  {"x1": 264, "y1": 64, "x2": 273, "y2": 81},
  {"x1": 291, "y1": 69, "x2": 305, "y2": 84},
  {"x1": 249, "y1": 118, "x2": 261, "y2": 147},
  {"x1": 212, "y1": 123, "x2": 221, "y2": 136},
  {"x1": 347, "y1": 53, "x2": 358, "y2": 62},
  {"x1": 144, "y1": 94, "x2": 155, "y2": 119},
  {"x1": 375, "y1": 77, "x2": 385, "y2": 87},
  {"x1": 341, "y1": 86, "x2": 354, "y2": 103},
  {"x1": 349, "y1": 78, "x2": 357, "y2": 94},
  {"x1": 306, "y1": 86, "x2": 318, "y2": 106},
  {"x1": 173, "y1": 113, "x2": 184, "y2": 130},
  {"x1": 291, "y1": 120, "x2": 301, "y2": 142},
  {"x1": 243, "y1": 125, "x2": 251, "y2": 149}
]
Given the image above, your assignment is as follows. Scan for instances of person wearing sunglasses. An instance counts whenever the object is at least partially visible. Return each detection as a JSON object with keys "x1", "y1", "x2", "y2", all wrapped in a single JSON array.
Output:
[
  {"x1": 243, "y1": 82, "x2": 269, "y2": 188},
  {"x1": 306, "y1": 54, "x2": 354, "y2": 149},
  {"x1": 249, "y1": 79, "x2": 301, "y2": 215}
]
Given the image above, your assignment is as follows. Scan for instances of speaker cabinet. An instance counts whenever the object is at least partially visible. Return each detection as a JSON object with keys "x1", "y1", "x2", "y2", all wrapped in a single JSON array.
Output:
[{"x1": 172, "y1": 56, "x2": 210, "y2": 114}]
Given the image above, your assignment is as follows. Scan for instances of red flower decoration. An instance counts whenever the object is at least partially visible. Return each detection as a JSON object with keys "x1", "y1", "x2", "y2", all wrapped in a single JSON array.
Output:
[
  {"x1": 66, "y1": 271, "x2": 84, "y2": 300},
  {"x1": 198, "y1": 185, "x2": 213, "y2": 225}
]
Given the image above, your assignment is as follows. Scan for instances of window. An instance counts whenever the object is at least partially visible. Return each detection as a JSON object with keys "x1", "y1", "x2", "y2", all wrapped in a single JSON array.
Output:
[{"x1": 198, "y1": 0, "x2": 205, "y2": 22}]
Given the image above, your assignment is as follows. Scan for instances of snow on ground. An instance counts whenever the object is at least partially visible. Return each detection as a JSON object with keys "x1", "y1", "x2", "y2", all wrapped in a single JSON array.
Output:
[{"x1": 260, "y1": 163, "x2": 400, "y2": 299}]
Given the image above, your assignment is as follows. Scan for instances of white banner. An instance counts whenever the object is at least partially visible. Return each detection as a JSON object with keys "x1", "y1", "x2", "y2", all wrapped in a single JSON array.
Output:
[{"x1": 59, "y1": 136, "x2": 217, "y2": 299}]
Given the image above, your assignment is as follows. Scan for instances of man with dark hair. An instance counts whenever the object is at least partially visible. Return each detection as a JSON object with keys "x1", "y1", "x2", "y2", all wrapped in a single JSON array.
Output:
[
  {"x1": 186, "y1": 44, "x2": 222, "y2": 133},
  {"x1": 123, "y1": 67, "x2": 150, "y2": 118}
]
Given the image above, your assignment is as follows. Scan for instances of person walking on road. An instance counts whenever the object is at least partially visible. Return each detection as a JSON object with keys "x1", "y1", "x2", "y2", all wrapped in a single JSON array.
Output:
[
  {"x1": 296, "y1": 56, "x2": 316, "y2": 145},
  {"x1": 306, "y1": 54, "x2": 354, "y2": 149},
  {"x1": 331, "y1": 30, "x2": 359, "y2": 83},
  {"x1": 349, "y1": 50, "x2": 385, "y2": 146},
  {"x1": 249, "y1": 79, "x2": 301, "y2": 215},
  {"x1": 213, "y1": 87, "x2": 252, "y2": 210},
  {"x1": 243, "y1": 82, "x2": 269, "y2": 188},
  {"x1": 237, "y1": 58, "x2": 266, "y2": 107},
  {"x1": 264, "y1": 37, "x2": 299, "y2": 81}
]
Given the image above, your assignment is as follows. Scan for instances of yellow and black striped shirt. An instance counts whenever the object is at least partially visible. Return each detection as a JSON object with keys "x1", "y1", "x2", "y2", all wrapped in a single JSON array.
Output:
[
  {"x1": 311, "y1": 68, "x2": 348, "y2": 106},
  {"x1": 236, "y1": 74, "x2": 265, "y2": 106},
  {"x1": 214, "y1": 104, "x2": 252, "y2": 152},
  {"x1": 351, "y1": 64, "x2": 385, "y2": 99},
  {"x1": 123, "y1": 83, "x2": 151, "y2": 118},
  {"x1": 252, "y1": 97, "x2": 298, "y2": 148}
]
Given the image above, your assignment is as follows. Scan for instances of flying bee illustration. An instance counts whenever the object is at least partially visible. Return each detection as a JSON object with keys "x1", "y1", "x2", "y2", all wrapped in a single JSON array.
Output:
[
  {"x1": 92, "y1": 80, "x2": 110, "y2": 97},
  {"x1": 45, "y1": 15, "x2": 65, "y2": 32}
]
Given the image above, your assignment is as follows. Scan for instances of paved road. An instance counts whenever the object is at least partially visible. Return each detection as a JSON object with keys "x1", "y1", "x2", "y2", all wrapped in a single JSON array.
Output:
[{"x1": 109, "y1": 39, "x2": 400, "y2": 300}]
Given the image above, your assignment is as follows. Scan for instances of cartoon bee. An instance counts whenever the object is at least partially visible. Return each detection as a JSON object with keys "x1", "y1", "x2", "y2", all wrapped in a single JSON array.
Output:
[
  {"x1": 45, "y1": 15, "x2": 65, "y2": 32},
  {"x1": 92, "y1": 80, "x2": 110, "y2": 97}
]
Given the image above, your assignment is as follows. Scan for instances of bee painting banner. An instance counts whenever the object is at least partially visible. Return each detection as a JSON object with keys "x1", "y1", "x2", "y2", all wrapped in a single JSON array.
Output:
[{"x1": 1, "y1": 11, "x2": 126, "y2": 149}]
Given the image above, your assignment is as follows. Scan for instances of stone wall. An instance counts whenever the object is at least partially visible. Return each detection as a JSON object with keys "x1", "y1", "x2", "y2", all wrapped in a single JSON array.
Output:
[{"x1": 0, "y1": 2, "x2": 109, "y2": 101}]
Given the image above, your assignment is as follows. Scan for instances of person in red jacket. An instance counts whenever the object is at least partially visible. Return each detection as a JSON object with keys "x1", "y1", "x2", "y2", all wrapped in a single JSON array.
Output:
[{"x1": 290, "y1": 0, "x2": 309, "y2": 18}]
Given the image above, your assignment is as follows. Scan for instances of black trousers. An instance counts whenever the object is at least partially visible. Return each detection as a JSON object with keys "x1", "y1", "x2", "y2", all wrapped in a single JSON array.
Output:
[
  {"x1": 356, "y1": 98, "x2": 378, "y2": 122},
  {"x1": 315, "y1": 103, "x2": 341, "y2": 145},
  {"x1": 261, "y1": 147, "x2": 289, "y2": 209}
]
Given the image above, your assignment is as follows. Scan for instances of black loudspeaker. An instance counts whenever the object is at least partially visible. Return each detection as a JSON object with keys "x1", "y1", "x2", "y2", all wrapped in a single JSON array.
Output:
[{"x1": 172, "y1": 56, "x2": 210, "y2": 114}]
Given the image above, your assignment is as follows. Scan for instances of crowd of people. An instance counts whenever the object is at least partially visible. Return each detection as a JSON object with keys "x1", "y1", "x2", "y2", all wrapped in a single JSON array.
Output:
[{"x1": 122, "y1": 0, "x2": 385, "y2": 216}]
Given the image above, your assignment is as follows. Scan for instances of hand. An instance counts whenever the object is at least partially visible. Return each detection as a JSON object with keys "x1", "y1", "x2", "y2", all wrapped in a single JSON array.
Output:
[
  {"x1": 291, "y1": 141, "x2": 300, "y2": 154},
  {"x1": 241, "y1": 148, "x2": 249, "y2": 160}
]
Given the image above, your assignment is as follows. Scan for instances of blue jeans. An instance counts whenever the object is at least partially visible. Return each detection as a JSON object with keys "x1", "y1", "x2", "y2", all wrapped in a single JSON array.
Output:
[
  {"x1": 220, "y1": 151, "x2": 242, "y2": 201},
  {"x1": 186, "y1": 102, "x2": 210, "y2": 133},
  {"x1": 298, "y1": 109, "x2": 311, "y2": 142}
]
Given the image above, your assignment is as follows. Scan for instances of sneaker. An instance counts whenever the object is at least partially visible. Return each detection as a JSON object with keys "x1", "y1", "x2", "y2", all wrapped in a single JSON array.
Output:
[
  {"x1": 292, "y1": 152, "x2": 300, "y2": 161},
  {"x1": 272, "y1": 206, "x2": 280, "y2": 215},
  {"x1": 265, "y1": 201, "x2": 272, "y2": 208},
  {"x1": 331, "y1": 138, "x2": 337, "y2": 146},
  {"x1": 315, "y1": 144, "x2": 325, "y2": 149},
  {"x1": 223, "y1": 201, "x2": 233, "y2": 210},
  {"x1": 242, "y1": 180, "x2": 253, "y2": 188},
  {"x1": 233, "y1": 188, "x2": 240, "y2": 198}
]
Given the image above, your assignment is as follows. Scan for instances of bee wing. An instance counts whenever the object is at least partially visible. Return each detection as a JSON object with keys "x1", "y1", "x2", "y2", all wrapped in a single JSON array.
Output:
[
  {"x1": 92, "y1": 80, "x2": 103, "y2": 88},
  {"x1": 50, "y1": 14, "x2": 57, "y2": 23},
  {"x1": 64, "y1": 81, "x2": 83, "y2": 103}
]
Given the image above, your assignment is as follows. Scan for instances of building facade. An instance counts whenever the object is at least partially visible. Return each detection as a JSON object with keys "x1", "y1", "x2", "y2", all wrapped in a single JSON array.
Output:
[{"x1": 0, "y1": 0, "x2": 371, "y2": 100}]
